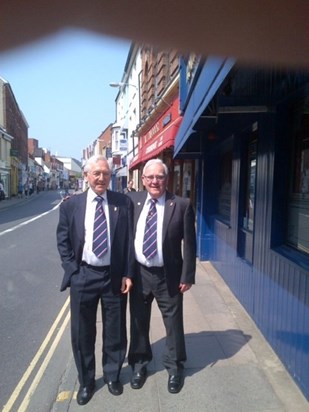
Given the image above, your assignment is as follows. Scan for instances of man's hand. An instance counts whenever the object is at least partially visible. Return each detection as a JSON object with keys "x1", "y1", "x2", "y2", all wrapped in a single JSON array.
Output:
[
  {"x1": 62, "y1": 194, "x2": 72, "y2": 201},
  {"x1": 121, "y1": 277, "x2": 133, "y2": 294},
  {"x1": 179, "y1": 283, "x2": 192, "y2": 293}
]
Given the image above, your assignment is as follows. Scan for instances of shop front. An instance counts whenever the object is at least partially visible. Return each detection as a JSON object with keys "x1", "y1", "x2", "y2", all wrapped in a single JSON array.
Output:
[
  {"x1": 175, "y1": 57, "x2": 309, "y2": 399},
  {"x1": 129, "y1": 96, "x2": 195, "y2": 200}
]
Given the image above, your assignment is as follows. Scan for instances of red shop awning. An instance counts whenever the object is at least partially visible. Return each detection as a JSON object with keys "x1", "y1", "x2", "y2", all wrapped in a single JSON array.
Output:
[
  {"x1": 129, "y1": 116, "x2": 182, "y2": 170},
  {"x1": 129, "y1": 152, "x2": 142, "y2": 170}
]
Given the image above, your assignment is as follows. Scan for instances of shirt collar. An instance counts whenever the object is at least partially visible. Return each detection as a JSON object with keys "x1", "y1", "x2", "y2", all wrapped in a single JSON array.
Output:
[
  {"x1": 88, "y1": 188, "x2": 107, "y2": 202},
  {"x1": 146, "y1": 192, "x2": 166, "y2": 206}
]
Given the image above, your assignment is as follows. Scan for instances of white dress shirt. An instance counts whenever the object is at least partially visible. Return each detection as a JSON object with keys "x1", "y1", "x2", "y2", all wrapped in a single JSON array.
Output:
[
  {"x1": 82, "y1": 188, "x2": 111, "y2": 266},
  {"x1": 135, "y1": 193, "x2": 165, "y2": 267}
]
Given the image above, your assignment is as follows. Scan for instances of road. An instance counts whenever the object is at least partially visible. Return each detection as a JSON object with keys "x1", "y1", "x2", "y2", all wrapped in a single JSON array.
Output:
[{"x1": 0, "y1": 191, "x2": 72, "y2": 411}]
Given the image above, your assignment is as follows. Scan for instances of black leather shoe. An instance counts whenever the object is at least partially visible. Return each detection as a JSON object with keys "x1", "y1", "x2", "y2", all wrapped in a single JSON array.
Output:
[
  {"x1": 76, "y1": 383, "x2": 95, "y2": 405},
  {"x1": 130, "y1": 368, "x2": 147, "y2": 389},
  {"x1": 104, "y1": 378, "x2": 123, "y2": 396},
  {"x1": 168, "y1": 375, "x2": 183, "y2": 394}
]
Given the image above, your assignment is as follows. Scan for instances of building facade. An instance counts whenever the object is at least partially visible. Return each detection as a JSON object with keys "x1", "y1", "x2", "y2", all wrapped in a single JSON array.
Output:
[
  {"x1": 175, "y1": 56, "x2": 309, "y2": 399},
  {"x1": 109, "y1": 44, "x2": 141, "y2": 192},
  {"x1": 128, "y1": 45, "x2": 195, "y2": 197},
  {"x1": 0, "y1": 126, "x2": 13, "y2": 199},
  {"x1": 0, "y1": 77, "x2": 28, "y2": 197}
]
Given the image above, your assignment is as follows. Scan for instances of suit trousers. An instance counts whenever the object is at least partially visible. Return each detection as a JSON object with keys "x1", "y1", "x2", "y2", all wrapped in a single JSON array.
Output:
[
  {"x1": 70, "y1": 265, "x2": 127, "y2": 386},
  {"x1": 128, "y1": 264, "x2": 186, "y2": 375}
]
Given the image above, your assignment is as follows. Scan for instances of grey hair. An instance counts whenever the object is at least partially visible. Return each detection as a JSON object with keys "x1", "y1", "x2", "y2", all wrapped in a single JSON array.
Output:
[
  {"x1": 142, "y1": 159, "x2": 168, "y2": 176},
  {"x1": 83, "y1": 155, "x2": 110, "y2": 173}
]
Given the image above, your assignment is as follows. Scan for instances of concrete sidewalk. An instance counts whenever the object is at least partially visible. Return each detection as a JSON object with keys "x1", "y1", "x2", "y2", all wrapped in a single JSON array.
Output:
[
  {"x1": 0, "y1": 195, "x2": 29, "y2": 210},
  {"x1": 0, "y1": 192, "x2": 41, "y2": 210},
  {"x1": 0, "y1": 189, "x2": 73, "y2": 211},
  {"x1": 52, "y1": 261, "x2": 309, "y2": 412}
]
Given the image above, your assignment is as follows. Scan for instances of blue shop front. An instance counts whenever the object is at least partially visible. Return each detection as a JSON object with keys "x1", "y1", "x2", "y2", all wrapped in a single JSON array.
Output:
[{"x1": 175, "y1": 56, "x2": 309, "y2": 398}]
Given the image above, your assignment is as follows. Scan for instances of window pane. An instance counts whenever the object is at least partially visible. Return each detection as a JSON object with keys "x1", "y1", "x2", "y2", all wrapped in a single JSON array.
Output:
[
  {"x1": 173, "y1": 162, "x2": 181, "y2": 196},
  {"x1": 182, "y1": 161, "x2": 192, "y2": 198},
  {"x1": 243, "y1": 136, "x2": 257, "y2": 232},
  {"x1": 287, "y1": 106, "x2": 309, "y2": 254}
]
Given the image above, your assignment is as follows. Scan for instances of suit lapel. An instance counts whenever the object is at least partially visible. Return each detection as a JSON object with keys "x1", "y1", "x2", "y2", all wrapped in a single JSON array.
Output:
[
  {"x1": 163, "y1": 191, "x2": 175, "y2": 241},
  {"x1": 133, "y1": 192, "x2": 147, "y2": 232},
  {"x1": 131, "y1": 191, "x2": 175, "y2": 239},
  {"x1": 106, "y1": 191, "x2": 119, "y2": 245}
]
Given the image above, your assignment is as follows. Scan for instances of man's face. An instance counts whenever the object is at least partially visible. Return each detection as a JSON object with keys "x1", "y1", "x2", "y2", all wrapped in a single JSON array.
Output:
[
  {"x1": 142, "y1": 163, "x2": 168, "y2": 199},
  {"x1": 84, "y1": 159, "x2": 111, "y2": 195}
]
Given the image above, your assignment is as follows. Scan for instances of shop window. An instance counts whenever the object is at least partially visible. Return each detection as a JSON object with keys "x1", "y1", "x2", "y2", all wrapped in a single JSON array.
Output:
[
  {"x1": 173, "y1": 162, "x2": 181, "y2": 195},
  {"x1": 286, "y1": 108, "x2": 309, "y2": 255},
  {"x1": 242, "y1": 133, "x2": 257, "y2": 232},
  {"x1": 237, "y1": 127, "x2": 257, "y2": 264},
  {"x1": 218, "y1": 149, "x2": 232, "y2": 221},
  {"x1": 182, "y1": 161, "x2": 192, "y2": 198}
]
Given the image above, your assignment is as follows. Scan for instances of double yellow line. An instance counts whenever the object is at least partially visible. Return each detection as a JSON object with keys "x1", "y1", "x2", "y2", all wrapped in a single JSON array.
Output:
[{"x1": 3, "y1": 297, "x2": 71, "y2": 412}]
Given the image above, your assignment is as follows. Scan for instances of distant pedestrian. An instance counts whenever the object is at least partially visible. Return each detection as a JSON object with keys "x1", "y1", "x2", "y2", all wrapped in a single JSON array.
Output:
[
  {"x1": 0, "y1": 181, "x2": 5, "y2": 200},
  {"x1": 24, "y1": 183, "x2": 29, "y2": 197},
  {"x1": 18, "y1": 182, "x2": 23, "y2": 198},
  {"x1": 123, "y1": 180, "x2": 136, "y2": 194}
]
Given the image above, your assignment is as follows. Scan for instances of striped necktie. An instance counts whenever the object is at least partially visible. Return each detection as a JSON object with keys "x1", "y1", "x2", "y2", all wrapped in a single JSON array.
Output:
[
  {"x1": 92, "y1": 196, "x2": 108, "y2": 257},
  {"x1": 143, "y1": 198, "x2": 157, "y2": 259}
]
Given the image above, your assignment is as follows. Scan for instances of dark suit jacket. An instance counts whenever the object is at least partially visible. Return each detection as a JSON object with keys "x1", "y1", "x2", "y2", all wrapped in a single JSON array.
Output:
[
  {"x1": 128, "y1": 190, "x2": 196, "y2": 296},
  {"x1": 57, "y1": 189, "x2": 135, "y2": 293}
]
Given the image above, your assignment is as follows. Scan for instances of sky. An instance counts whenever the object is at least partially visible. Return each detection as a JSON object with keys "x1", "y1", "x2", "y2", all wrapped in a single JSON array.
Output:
[{"x1": 0, "y1": 29, "x2": 131, "y2": 161}]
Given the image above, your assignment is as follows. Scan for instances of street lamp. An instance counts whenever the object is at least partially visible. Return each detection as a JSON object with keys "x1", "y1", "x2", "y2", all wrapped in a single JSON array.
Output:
[{"x1": 109, "y1": 82, "x2": 137, "y2": 89}]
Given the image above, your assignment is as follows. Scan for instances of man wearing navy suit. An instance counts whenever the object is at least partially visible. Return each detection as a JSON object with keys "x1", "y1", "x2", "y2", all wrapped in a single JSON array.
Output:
[
  {"x1": 128, "y1": 159, "x2": 196, "y2": 394},
  {"x1": 57, "y1": 155, "x2": 134, "y2": 405}
]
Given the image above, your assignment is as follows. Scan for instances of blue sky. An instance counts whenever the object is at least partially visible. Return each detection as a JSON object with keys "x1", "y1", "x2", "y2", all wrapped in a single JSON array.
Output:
[{"x1": 0, "y1": 29, "x2": 130, "y2": 160}]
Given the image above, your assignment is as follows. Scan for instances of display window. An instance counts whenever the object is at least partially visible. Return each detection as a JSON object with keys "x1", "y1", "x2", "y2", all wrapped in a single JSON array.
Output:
[{"x1": 287, "y1": 104, "x2": 309, "y2": 254}]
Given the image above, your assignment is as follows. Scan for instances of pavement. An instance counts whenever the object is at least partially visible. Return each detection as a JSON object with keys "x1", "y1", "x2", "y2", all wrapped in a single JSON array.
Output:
[
  {"x1": 51, "y1": 261, "x2": 309, "y2": 412},
  {"x1": 0, "y1": 191, "x2": 50, "y2": 211},
  {"x1": 0, "y1": 190, "x2": 68, "y2": 211},
  {"x1": 2, "y1": 193, "x2": 309, "y2": 411},
  {"x1": 0, "y1": 194, "x2": 32, "y2": 210}
]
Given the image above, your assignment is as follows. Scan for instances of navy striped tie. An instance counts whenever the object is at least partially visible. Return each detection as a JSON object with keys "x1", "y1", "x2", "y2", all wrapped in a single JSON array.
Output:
[
  {"x1": 143, "y1": 199, "x2": 157, "y2": 259},
  {"x1": 92, "y1": 196, "x2": 108, "y2": 257}
]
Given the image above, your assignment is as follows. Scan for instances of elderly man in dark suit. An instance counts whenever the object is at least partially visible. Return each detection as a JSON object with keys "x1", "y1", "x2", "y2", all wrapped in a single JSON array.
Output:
[
  {"x1": 127, "y1": 158, "x2": 196, "y2": 394},
  {"x1": 57, "y1": 155, "x2": 135, "y2": 405}
]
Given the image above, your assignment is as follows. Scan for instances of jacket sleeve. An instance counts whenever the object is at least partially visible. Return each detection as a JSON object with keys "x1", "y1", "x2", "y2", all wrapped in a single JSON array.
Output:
[{"x1": 56, "y1": 201, "x2": 79, "y2": 290}]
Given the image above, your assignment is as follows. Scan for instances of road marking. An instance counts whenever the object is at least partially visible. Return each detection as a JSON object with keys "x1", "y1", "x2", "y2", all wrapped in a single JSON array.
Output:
[
  {"x1": 18, "y1": 311, "x2": 71, "y2": 412},
  {"x1": 56, "y1": 391, "x2": 72, "y2": 402},
  {"x1": 0, "y1": 203, "x2": 60, "y2": 237},
  {"x1": 3, "y1": 296, "x2": 70, "y2": 412}
]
